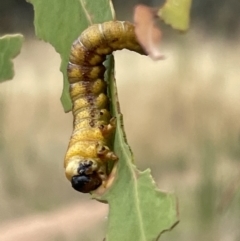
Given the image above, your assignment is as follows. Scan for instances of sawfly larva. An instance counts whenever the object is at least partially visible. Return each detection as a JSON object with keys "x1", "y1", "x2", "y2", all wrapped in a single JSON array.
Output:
[{"x1": 64, "y1": 21, "x2": 145, "y2": 193}]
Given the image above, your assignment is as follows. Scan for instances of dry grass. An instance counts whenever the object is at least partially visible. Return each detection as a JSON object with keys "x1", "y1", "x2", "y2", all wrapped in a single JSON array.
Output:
[{"x1": 0, "y1": 32, "x2": 240, "y2": 240}]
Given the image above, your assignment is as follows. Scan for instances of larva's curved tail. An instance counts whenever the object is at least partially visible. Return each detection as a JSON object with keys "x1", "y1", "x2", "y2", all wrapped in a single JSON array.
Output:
[{"x1": 64, "y1": 21, "x2": 145, "y2": 193}]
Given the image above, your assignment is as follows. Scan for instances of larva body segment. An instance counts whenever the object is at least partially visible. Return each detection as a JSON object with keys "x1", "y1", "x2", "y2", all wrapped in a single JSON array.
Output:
[{"x1": 64, "y1": 21, "x2": 145, "y2": 193}]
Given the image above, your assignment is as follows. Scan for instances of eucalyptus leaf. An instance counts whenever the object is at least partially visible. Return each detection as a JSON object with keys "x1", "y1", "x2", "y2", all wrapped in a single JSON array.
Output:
[
  {"x1": 0, "y1": 34, "x2": 23, "y2": 82},
  {"x1": 27, "y1": 0, "x2": 114, "y2": 112},
  {"x1": 158, "y1": 0, "x2": 192, "y2": 31},
  {"x1": 92, "y1": 57, "x2": 179, "y2": 241}
]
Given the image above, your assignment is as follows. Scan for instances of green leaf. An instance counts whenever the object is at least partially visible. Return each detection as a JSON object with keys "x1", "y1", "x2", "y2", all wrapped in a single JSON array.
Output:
[
  {"x1": 26, "y1": 0, "x2": 114, "y2": 112},
  {"x1": 0, "y1": 34, "x2": 23, "y2": 82},
  {"x1": 92, "y1": 57, "x2": 179, "y2": 241},
  {"x1": 158, "y1": 0, "x2": 192, "y2": 31}
]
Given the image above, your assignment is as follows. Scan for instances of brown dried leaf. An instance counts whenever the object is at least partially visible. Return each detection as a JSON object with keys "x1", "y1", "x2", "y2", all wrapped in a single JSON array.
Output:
[{"x1": 133, "y1": 4, "x2": 165, "y2": 60}]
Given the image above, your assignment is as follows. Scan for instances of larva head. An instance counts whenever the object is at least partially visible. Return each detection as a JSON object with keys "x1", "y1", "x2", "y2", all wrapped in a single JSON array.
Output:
[
  {"x1": 71, "y1": 173, "x2": 102, "y2": 193},
  {"x1": 65, "y1": 157, "x2": 104, "y2": 193}
]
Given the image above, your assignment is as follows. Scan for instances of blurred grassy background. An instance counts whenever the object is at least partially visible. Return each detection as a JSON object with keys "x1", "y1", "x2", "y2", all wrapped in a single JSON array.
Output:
[{"x1": 0, "y1": 0, "x2": 240, "y2": 241}]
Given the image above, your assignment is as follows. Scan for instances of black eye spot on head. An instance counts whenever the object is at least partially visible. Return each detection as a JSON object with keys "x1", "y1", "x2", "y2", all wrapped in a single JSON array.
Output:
[
  {"x1": 71, "y1": 173, "x2": 102, "y2": 193},
  {"x1": 99, "y1": 124, "x2": 104, "y2": 130},
  {"x1": 78, "y1": 160, "x2": 94, "y2": 175}
]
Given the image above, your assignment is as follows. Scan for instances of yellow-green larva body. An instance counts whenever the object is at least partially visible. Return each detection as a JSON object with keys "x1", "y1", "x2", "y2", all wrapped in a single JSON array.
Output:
[{"x1": 64, "y1": 21, "x2": 145, "y2": 193}]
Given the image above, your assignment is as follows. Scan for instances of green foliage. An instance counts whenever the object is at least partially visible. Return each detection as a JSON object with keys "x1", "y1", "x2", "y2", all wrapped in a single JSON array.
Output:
[
  {"x1": 158, "y1": 0, "x2": 192, "y2": 31},
  {"x1": 0, "y1": 34, "x2": 23, "y2": 82},
  {"x1": 24, "y1": 0, "x2": 191, "y2": 240}
]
